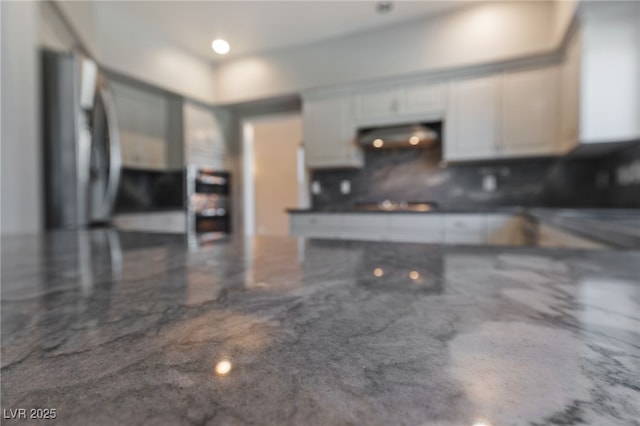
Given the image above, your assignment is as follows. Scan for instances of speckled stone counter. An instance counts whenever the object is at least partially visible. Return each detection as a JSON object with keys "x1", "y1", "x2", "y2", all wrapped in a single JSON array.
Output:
[{"x1": 2, "y1": 230, "x2": 639, "y2": 425}]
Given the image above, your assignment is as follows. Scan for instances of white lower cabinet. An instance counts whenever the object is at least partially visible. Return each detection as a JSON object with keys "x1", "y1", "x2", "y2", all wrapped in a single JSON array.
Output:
[
  {"x1": 444, "y1": 214, "x2": 487, "y2": 243},
  {"x1": 389, "y1": 214, "x2": 443, "y2": 243},
  {"x1": 290, "y1": 214, "x2": 344, "y2": 239},
  {"x1": 341, "y1": 214, "x2": 390, "y2": 241},
  {"x1": 291, "y1": 213, "x2": 522, "y2": 245}
]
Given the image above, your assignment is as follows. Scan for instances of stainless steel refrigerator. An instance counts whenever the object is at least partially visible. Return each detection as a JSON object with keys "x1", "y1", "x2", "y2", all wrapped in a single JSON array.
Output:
[{"x1": 41, "y1": 49, "x2": 121, "y2": 229}]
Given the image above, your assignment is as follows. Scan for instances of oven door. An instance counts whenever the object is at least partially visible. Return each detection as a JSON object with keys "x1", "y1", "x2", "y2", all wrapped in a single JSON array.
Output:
[
  {"x1": 194, "y1": 171, "x2": 229, "y2": 195},
  {"x1": 195, "y1": 214, "x2": 229, "y2": 234}
]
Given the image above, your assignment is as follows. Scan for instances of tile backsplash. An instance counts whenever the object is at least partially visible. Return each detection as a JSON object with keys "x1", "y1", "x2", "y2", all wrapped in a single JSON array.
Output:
[{"x1": 310, "y1": 142, "x2": 640, "y2": 210}]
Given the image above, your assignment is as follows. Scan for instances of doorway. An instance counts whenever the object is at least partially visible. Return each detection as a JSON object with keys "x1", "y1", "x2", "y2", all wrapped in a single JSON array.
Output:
[{"x1": 242, "y1": 113, "x2": 307, "y2": 237}]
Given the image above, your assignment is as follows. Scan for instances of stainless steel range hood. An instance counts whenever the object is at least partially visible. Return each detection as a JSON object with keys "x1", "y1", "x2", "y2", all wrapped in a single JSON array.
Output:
[{"x1": 358, "y1": 123, "x2": 439, "y2": 149}]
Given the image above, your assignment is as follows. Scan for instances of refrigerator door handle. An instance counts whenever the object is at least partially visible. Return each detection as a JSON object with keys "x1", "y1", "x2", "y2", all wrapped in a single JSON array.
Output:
[{"x1": 99, "y1": 84, "x2": 122, "y2": 217}]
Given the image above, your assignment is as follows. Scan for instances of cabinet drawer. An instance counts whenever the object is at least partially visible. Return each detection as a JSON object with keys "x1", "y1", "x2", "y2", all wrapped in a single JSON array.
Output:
[
  {"x1": 341, "y1": 229, "x2": 387, "y2": 241},
  {"x1": 294, "y1": 214, "x2": 344, "y2": 229},
  {"x1": 445, "y1": 231, "x2": 487, "y2": 244},
  {"x1": 290, "y1": 214, "x2": 344, "y2": 239},
  {"x1": 341, "y1": 214, "x2": 390, "y2": 230},
  {"x1": 444, "y1": 214, "x2": 487, "y2": 231},
  {"x1": 291, "y1": 220, "x2": 337, "y2": 238},
  {"x1": 390, "y1": 214, "x2": 443, "y2": 229},
  {"x1": 388, "y1": 228, "x2": 443, "y2": 243}
]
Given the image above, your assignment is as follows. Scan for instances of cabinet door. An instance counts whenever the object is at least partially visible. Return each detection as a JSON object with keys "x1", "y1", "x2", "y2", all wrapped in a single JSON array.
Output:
[
  {"x1": 388, "y1": 214, "x2": 443, "y2": 243},
  {"x1": 303, "y1": 96, "x2": 362, "y2": 168},
  {"x1": 137, "y1": 96, "x2": 168, "y2": 170},
  {"x1": 401, "y1": 81, "x2": 447, "y2": 117},
  {"x1": 112, "y1": 81, "x2": 168, "y2": 170},
  {"x1": 502, "y1": 66, "x2": 559, "y2": 157},
  {"x1": 183, "y1": 102, "x2": 225, "y2": 168},
  {"x1": 445, "y1": 75, "x2": 501, "y2": 161},
  {"x1": 341, "y1": 214, "x2": 390, "y2": 241},
  {"x1": 444, "y1": 214, "x2": 488, "y2": 244},
  {"x1": 354, "y1": 88, "x2": 400, "y2": 122},
  {"x1": 114, "y1": 92, "x2": 141, "y2": 168},
  {"x1": 290, "y1": 214, "x2": 343, "y2": 239}
]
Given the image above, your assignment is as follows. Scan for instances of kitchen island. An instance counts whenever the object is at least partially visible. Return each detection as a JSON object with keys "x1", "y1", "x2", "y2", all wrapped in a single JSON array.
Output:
[{"x1": 1, "y1": 230, "x2": 639, "y2": 425}]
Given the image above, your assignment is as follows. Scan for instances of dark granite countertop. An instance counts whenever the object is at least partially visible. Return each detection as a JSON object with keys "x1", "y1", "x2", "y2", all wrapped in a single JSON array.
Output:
[
  {"x1": 2, "y1": 230, "x2": 639, "y2": 425},
  {"x1": 287, "y1": 207, "x2": 640, "y2": 216},
  {"x1": 286, "y1": 207, "x2": 527, "y2": 214}
]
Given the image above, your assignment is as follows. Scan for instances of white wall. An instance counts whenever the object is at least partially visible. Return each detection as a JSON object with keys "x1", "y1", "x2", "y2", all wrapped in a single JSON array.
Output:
[
  {"x1": 56, "y1": 1, "x2": 216, "y2": 104},
  {"x1": 214, "y1": 1, "x2": 558, "y2": 104},
  {"x1": 1, "y1": 1, "x2": 42, "y2": 235}
]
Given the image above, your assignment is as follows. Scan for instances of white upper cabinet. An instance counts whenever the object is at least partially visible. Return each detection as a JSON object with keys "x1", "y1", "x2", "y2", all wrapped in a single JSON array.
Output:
[
  {"x1": 355, "y1": 88, "x2": 400, "y2": 122},
  {"x1": 579, "y1": 1, "x2": 640, "y2": 144},
  {"x1": 302, "y1": 94, "x2": 363, "y2": 169},
  {"x1": 401, "y1": 81, "x2": 447, "y2": 116},
  {"x1": 445, "y1": 66, "x2": 561, "y2": 162},
  {"x1": 183, "y1": 101, "x2": 226, "y2": 169},
  {"x1": 111, "y1": 81, "x2": 168, "y2": 170},
  {"x1": 354, "y1": 80, "x2": 447, "y2": 126},
  {"x1": 501, "y1": 66, "x2": 560, "y2": 157},
  {"x1": 445, "y1": 75, "x2": 501, "y2": 161}
]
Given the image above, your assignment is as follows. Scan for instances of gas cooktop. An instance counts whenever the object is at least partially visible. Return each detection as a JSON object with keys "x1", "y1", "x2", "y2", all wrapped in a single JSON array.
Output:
[{"x1": 353, "y1": 201, "x2": 439, "y2": 212}]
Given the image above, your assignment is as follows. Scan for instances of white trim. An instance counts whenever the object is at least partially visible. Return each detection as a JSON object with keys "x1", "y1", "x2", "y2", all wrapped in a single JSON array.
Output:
[
  {"x1": 241, "y1": 121, "x2": 255, "y2": 236},
  {"x1": 297, "y1": 145, "x2": 310, "y2": 209}
]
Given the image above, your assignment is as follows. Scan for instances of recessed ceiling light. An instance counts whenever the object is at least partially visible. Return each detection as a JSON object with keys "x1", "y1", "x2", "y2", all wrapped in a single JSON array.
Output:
[
  {"x1": 373, "y1": 138, "x2": 384, "y2": 148},
  {"x1": 211, "y1": 39, "x2": 230, "y2": 55}
]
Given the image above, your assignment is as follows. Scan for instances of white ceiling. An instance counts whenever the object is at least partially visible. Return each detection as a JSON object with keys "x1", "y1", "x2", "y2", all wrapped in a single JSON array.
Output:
[{"x1": 58, "y1": 1, "x2": 470, "y2": 62}]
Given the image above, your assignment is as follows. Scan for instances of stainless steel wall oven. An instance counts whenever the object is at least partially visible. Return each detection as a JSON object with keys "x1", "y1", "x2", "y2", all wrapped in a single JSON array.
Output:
[{"x1": 186, "y1": 166, "x2": 230, "y2": 240}]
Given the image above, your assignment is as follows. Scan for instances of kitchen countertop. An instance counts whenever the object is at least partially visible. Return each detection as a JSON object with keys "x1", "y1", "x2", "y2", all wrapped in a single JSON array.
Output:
[
  {"x1": 2, "y1": 231, "x2": 639, "y2": 425},
  {"x1": 287, "y1": 207, "x2": 527, "y2": 214}
]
